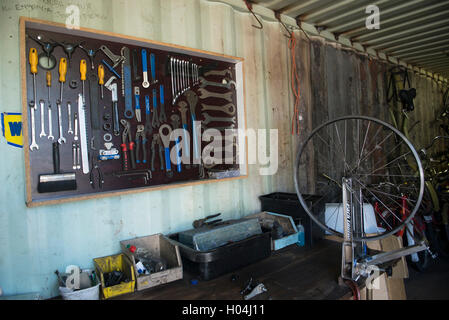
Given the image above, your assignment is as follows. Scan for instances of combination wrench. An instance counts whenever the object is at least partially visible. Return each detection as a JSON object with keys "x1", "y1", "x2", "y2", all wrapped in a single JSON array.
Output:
[
  {"x1": 47, "y1": 103, "x2": 54, "y2": 141},
  {"x1": 141, "y1": 49, "x2": 150, "y2": 88},
  {"x1": 67, "y1": 101, "x2": 73, "y2": 134},
  {"x1": 29, "y1": 102, "x2": 39, "y2": 151},
  {"x1": 57, "y1": 100, "x2": 66, "y2": 144},
  {"x1": 39, "y1": 100, "x2": 46, "y2": 138},
  {"x1": 204, "y1": 69, "x2": 233, "y2": 78}
]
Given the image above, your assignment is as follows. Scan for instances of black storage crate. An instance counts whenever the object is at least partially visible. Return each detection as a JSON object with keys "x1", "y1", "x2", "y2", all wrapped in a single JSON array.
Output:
[
  {"x1": 168, "y1": 232, "x2": 271, "y2": 281},
  {"x1": 259, "y1": 192, "x2": 324, "y2": 247}
]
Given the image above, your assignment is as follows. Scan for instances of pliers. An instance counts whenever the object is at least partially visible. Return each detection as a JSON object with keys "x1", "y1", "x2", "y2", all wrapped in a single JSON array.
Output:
[
  {"x1": 89, "y1": 155, "x2": 104, "y2": 189},
  {"x1": 120, "y1": 119, "x2": 136, "y2": 171},
  {"x1": 135, "y1": 125, "x2": 147, "y2": 165},
  {"x1": 150, "y1": 133, "x2": 164, "y2": 172}
]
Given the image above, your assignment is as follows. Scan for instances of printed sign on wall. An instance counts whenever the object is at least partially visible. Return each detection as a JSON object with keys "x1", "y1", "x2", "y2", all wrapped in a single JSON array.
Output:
[{"x1": 1, "y1": 113, "x2": 23, "y2": 148}]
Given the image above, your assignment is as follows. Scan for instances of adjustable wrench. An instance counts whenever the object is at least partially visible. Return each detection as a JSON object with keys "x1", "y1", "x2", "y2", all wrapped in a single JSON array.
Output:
[
  {"x1": 141, "y1": 49, "x2": 150, "y2": 88},
  {"x1": 67, "y1": 101, "x2": 73, "y2": 134},
  {"x1": 159, "y1": 124, "x2": 173, "y2": 177},
  {"x1": 39, "y1": 100, "x2": 46, "y2": 138},
  {"x1": 57, "y1": 100, "x2": 66, "y2": 144},
  {"x1": 202, "y1": 113, "x2": 236, "y2": 126},
  {"x1": 29, "y1": 102, "x2": 39, "y2": 151},
  {"x1": 197, "y1": 88, "x2": 233, "y2": 102},
  {"x1": 47, "y1": 103, "x2": 54, "y2": 141},
  {"x1": 201, "y1": 103, "x2": 236, "y2": 116},
  {"x1": 199, "y1": 76, "x2": 236, "y2": 89}
]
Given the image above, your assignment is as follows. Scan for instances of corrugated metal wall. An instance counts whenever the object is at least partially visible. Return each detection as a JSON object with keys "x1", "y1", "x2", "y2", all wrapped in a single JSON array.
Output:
[{"x1": 0, "y1": 0, "x2": 445, "y2": 298}]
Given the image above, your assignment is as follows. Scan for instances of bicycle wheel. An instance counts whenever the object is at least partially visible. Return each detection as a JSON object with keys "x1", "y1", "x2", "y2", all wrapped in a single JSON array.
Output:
[{"x1": 294, "y1": 115, "x2": 425, "y2": 242}]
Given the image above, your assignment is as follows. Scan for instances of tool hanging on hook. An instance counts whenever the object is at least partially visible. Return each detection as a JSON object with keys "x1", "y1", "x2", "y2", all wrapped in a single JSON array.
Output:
[{"x1": 244, "y1": 0, "x2": 263, "y2": 30}]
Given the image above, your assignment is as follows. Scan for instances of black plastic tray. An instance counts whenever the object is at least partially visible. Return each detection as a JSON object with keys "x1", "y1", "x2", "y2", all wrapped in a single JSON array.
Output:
[{"x1": 167, "y1": 232, "x2": 271, "y2": 281}]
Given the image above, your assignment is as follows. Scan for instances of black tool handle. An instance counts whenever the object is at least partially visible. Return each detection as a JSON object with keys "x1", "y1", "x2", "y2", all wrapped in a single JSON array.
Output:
[{"x1": 53, "y1": 142, "x2": 60, "y2": 174}]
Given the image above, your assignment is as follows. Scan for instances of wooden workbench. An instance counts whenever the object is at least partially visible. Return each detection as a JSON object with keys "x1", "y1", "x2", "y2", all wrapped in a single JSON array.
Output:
[{"x1": 113, "y1": 240, "x2": 351, "y2": 300}]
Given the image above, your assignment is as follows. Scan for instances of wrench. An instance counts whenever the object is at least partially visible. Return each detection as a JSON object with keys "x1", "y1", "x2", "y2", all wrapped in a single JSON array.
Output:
[
  {"x1": 202, "y1": 113, "x2": 236, "y2": 126},
  {"x1": 199, "y1": 76, "x2": 236, "y2": 89},
  {"x1": 186, "y1": 91, "x2": 200, "y2": 161},
  {"x1": 170, "y1": 114, "x2": 182, "y2": 173},
  {"x1": 74, "y1": 112, "x2": 79, "y2": 141},
  {"x1": 197, "y1": 88, "x2": 233, "y2": 102},
  {"x1": 100, "y1": 45, "x2": 123, "y2": 69},
  {"x1": 67, "y1": 101, "x2": 73, "y2": 134},
  {"x1": 204, "y1": 69, "x2": 233, "y2": 78},
  {"x1": 159, "y1": 124, "x2": 173, "y2": 177},
  {"x1": 159, "y1": 85, "x2": 167, "y2": 123},
  {"x1": 29, "y1": 102, "x2": 39, "y2": 151},
  {"x1": 178, "y1": 101, "x2": 190, "y2": 162},
  {"x1": 244, "y1": 283, "x2": 267, "y2": 300},
  {"x1": 170, "y1": 57, "x2": 176, "y2": 103},
  {"x1": 141, "y1": 49, "x2": 150, "y2": 88},
  {"x1": 48, "y1": 103, "x2": 54, "y2": 141},
  {"x1": 39, "y1": 100, "x2": 46, "y2": 138},
  {"x1": 57, "y1": 100, "x2": 66, "y2": 144},
  {"x1": 201, "y1": 103, "x2": 236, "y2": 116}
]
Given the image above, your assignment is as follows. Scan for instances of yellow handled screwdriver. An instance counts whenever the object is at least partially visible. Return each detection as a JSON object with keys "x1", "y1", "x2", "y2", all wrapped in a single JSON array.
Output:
[
  {"x1": 29, "y1": 48, "x2": 38, "y2": 109},
  {"x1": 58, "y1": 57, "x2": 67, "y2": 103},
  {"x1": 46, "y1": 71, "x2": 51, "y2": 102},
  {"x1": 98, "y1": 64, "x2": 104, "y2": 99},
  {"x1": 80, "y1": 59, "x2": 87, "y2": 103}
]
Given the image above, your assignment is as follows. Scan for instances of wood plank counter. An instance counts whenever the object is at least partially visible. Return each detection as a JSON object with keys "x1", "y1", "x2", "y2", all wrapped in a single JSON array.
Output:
[{"x1": 113, "y1": 240, "x2": 351, "y2": 300}]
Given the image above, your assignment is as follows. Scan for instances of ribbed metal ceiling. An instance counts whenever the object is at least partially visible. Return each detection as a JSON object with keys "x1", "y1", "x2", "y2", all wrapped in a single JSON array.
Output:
[{"x1": 251, "y1": 0, "x2": 449, "y2": 79}]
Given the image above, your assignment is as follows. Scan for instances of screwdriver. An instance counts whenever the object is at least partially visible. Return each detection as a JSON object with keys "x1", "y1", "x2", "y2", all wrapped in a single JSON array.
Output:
[
  {"x1": 46, "y1": 71, "x2": 51, "y2": 102},
  {"x1": 29, "y1": 48, "x2": 38, "y2": 109},
  {"x1": 98, "y1": 64, "x2": 104, "y2": 99},
  {"x1": 58, "y1": 57, "x2": 67, "y2": 103},
  {"x1": 80, "y1": 59, "x2": 87, "y2": 103}
]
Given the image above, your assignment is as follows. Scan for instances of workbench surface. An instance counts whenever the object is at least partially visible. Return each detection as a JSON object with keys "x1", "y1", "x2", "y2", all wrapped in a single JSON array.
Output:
[{"x1": 113, "y1": 239, "x2": 351, "y2": 300}]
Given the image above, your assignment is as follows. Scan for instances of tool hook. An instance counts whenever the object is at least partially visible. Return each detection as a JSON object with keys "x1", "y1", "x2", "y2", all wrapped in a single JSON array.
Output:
[
  {"x1": 275, "y1": 11, "x2": 292, "y2": 39},
  {"x1": 244, "y1": 0, "x2": 263, "y2": 30}
]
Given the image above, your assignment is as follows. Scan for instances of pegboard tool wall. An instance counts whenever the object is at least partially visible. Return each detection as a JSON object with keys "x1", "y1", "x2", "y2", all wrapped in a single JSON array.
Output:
[{"x1": 22, "y1": 18, "x2": 247, "y2": 207}]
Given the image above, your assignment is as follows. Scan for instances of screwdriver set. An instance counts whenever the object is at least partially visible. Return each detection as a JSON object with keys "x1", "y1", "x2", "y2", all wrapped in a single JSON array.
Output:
[{"x1": 21, "y1": 18, "x2": 245, "y2": 206}]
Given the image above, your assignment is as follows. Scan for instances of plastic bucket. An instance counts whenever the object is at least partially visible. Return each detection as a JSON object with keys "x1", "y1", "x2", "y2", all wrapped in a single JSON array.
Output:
[{"x1": 59, "y1": 282, "x2": 100, "y2": 300}]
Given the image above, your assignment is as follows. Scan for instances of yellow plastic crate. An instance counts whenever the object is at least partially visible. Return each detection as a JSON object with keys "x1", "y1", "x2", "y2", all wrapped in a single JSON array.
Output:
[{"x1": 93, "y1": 253, "x2": 135, "y2": 299}]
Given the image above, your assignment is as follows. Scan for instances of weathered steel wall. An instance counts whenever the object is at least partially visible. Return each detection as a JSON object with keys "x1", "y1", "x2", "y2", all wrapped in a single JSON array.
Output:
[{"x1": 0, "y1": 0, "x2": 445, "y2": 298}]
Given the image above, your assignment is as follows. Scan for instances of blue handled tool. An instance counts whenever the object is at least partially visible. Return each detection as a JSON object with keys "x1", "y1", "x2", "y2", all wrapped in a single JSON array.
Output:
[
  {"x1": 159, "y1": 84, "x2": 167, "y2": 123},
  {"x1": 141, "y1": 49, "x2": 150, "y2": 88},
  {"x1": 134, "y1": 87, "x2": 141, "y2": 122},
  {"x1": 151, "y1": 89, "x2": 160, "y2": 128},
  {"x1": 144, "y1": 95, "x2": 152, "y2": 135},
  {"x1": 101, "y1": 60, "x2": 121, "y2": 79},
  {"x1": 150, "y1": 53, "x2": 158, "y2": 85}
]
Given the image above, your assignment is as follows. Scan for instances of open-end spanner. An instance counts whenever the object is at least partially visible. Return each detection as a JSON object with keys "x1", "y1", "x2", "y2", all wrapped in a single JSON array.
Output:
[
  {"x1": 170, "y1": 114, "x2": 182, "y2": 173},
  {"x1": 57, "y1": 100, "x2": 66, "y2": 144},
  {"x1": 170, "y1": 57, "x2": 176, "y2": 104},
  {"x1": 199, "y1": 76, "x2": 236, "y2": 89},
  {"x1": 73, "y1": 112, "x2": 78, "y2": 141},
  {"x1": 202, "y1": 113, "x2": 236, "y2": 126},
  {"x1": 29, "y1": 102, "x2": 39, "y2": 151},
  {"x1": 159, "y1": 124, "x2": 173, "y2": 178},
  {"x1": 39, "y1": 100, "x2": 46, "y2": 138},
  {"x1": 197, "y1": 88, "x2": 233, "y2": 102},
  {"x1": 67, "y1": 101, "x2": 73, "y2": 134},
  {"x1": 201, "y1": 103, "x2": 236, "y2": 116},
  {"x1": 204, "y1": 69, "x2": 233, "y2": 78},
  {"x1": 48, "y1": 103, "x2": 54, "y2": 141}
]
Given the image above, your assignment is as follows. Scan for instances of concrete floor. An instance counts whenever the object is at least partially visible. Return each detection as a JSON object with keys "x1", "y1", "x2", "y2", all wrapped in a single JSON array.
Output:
[{"x1": 405, "y1": 258, "x2": 449, "y2": 300}]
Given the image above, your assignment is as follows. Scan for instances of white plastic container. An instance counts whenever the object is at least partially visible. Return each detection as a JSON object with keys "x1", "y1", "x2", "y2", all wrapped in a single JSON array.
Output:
[{"x1": 59, "y1": 269, "x2": 100, "y2": 300}]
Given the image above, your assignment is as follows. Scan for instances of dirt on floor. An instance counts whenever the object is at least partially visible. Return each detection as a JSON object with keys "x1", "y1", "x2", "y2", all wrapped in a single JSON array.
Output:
[{"x1": 404, "y1": 257, "x2": 449, "y2": 300}]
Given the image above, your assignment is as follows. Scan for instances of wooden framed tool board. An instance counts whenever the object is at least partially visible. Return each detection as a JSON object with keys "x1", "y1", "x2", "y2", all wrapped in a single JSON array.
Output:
[{"x1": 20, "y1": 17, "x2": 248, "y2": 207}]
